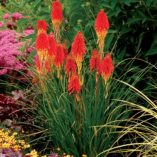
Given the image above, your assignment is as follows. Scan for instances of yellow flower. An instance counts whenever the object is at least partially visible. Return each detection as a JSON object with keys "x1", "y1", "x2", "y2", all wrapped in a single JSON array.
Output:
[
  {"x1": 26, "y1": 150, "x2": 38, "y2": 157},
  {"x1": 0, "y1": 129, "x2": 30, "y2": 151}
]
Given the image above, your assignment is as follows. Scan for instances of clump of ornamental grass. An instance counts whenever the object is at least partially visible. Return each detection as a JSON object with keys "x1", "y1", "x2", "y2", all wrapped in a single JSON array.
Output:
[{"x1": 30, "y1": 1, "x2": 157, "y2": 157}]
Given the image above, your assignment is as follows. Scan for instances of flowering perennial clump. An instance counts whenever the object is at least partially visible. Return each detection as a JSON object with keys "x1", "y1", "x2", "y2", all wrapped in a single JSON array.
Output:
[
  {"x1": 0, "y1": 129, "x2": 60, "y2": 157},
  {"x1": 0, "y1": 30, "x2": 24, "y2": 75},
  {"x1": 0, "y1": 129, "x2": 30, "y2": 151},
  {"x1": 34, "y1": 1, "x2": 114, "y2": 97},
  {"x1": 1, "y1": 12, "x2": 24, "y2": 30},
  {"x1": 0, "y1": 11, "x2": 34, "y2": 76}
]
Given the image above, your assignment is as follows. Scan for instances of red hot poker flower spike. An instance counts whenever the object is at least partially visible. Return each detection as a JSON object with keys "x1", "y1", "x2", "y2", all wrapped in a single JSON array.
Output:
[
  {"x1": 51, "y1": 0, "x2": 63, "y2": 41},
  {"x1": 71, "y1": 32, "x2": 86, "y2": 62},
  {"x1": 94, "y1": 10, "x2": 110, "y2": 57},
  {"x1": 48, "y1": 33, "x2": 56, "y2": 65},
  {"x1": 51, "y1": 0, "x2": 63, "y2": 23},
  {"x1": 89, "y1": 49, "x2": 101, "y2": 73},
  {"x1": 68, "y1": 75, "x2": 81, "y2": 94},
  {"x1": 36, "y1": 33, "x2": 49, "y2": 61},
  {"x1": 95, "y1": 10, "x2": 109, "y2": 33},
  {"x1": 71, "y1": 32, "x2": 86, "y2": 75},
  {"x1": 37, "y1": 20, "x2": 47, "y2": 34},
  {"x1": 65, "y1": 54, "x2": 76, "y2": 77},
  {"x1": 100, "y1": 53, "x2": 114, "y2": 84}
]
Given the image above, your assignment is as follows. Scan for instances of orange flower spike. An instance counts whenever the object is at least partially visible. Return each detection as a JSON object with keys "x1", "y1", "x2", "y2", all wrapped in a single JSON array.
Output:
[
  {"x1": 89, "y1": 49, "x2": 101, "y2": 73},
  {"x1": 100, "y1": 53, "x2": 114, "y2": 84},
  {"x1": 36, "y1": 33, "x2": 49, "y2": 61},
  {"x1": 51, "y1": 0, "x2": 63, "y2": 41},
  {"x1": 48, "y1": 33, "x2": 56, "y2": 64},
  {"x1": 68, "y1": 75, "x2": 81, "y2": 94},
  {"x1": 65, "y1": 55, "x2": 76, "y2": 77},
  {"x1": 95, "y1": 10, "x2": 110, "y2": 57},
  {"x1": 37, "y1": 20, "x2": 47, "y2": 35},
  {"x1": 71, "y1": 32, "x2": 86, "y2": 76},
  {"x1": 54, "y1": 44, "x2": 65, "y2": 79}
]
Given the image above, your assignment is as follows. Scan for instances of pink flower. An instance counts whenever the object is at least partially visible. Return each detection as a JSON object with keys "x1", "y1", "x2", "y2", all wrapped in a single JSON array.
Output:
[
  {"x1": 0, "y1": 30, "x2": 24, "y2": 75},
  {"x1": 0, "y1": 22, "x2": 3, "y2": 28},
  {"x1": 3, "y1": 13, "x2": 10, "y2": 19},
  {"x1": 26, "y1": 47, "x2": 34, "y2": 53},
  {"x1": 0, "y1": 69, "x2": 8, "y2": 75},
  {"x1": 12, "y1": 12, "x2": 24, "y2": 22},
  {"x1": 23, "y1": 29, "x2": 34, "y2": 36}
]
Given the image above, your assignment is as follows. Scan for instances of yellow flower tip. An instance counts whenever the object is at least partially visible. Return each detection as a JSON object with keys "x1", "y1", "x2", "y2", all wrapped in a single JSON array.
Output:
[
  {"x1": 37, "y1": 50, "x2": 48, "y2": 61},
  {"x1": 38, "y1": 29, "x2": 46, "y2": 35},
  {"x1": 76, "y1": 59, "x2": 82, "y2": 76},
  {"x1": 52, "y1": 20, "x2": 62, "y2": 26}
]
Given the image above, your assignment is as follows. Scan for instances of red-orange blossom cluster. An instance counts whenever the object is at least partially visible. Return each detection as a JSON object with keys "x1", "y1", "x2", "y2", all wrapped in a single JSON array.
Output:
[{"x1": 35, "y1": 0, "x2": 114, "y2": 95}]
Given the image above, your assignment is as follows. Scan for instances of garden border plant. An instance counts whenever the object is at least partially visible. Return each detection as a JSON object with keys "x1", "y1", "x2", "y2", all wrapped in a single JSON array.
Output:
[{"x1": 27, "y1": 1, "x2": 157, "y2": 157}]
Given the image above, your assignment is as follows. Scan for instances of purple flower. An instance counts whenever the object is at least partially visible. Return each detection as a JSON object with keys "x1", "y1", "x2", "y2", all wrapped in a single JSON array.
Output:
[
  {"x1": 0, "y1": 21, "x2": 3, "y2": 28},
  {"x1": 3, "y1": 13, "x2": 10, "y2": 19},
  {"x1": 12, "y1": 12, "x2": 24, "y2": 22}
]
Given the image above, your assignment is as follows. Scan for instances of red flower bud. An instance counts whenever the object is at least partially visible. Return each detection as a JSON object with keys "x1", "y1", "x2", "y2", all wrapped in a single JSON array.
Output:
[{"x1": 100, "y1": 53, "x2": 114, "y2": 83}]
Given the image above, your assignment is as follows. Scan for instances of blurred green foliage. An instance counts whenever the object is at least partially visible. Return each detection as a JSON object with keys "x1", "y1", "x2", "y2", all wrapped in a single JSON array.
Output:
[{"x1": 62, "y1": 0, "x2": 157, "y2": 62}]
